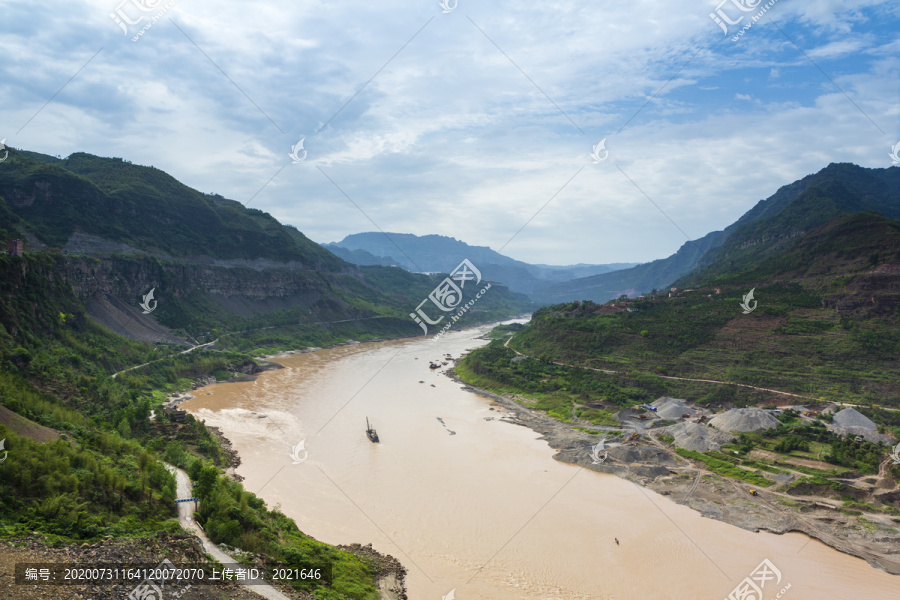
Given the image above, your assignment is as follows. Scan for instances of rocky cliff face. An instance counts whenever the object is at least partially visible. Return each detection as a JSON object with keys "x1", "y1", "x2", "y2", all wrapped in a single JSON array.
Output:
[
  {"x1": 58, "y1": 253, "x2": 364, "y2": 343},
  {"x1": 62, "y1": 255, "x2": 329, "y2": 306}
]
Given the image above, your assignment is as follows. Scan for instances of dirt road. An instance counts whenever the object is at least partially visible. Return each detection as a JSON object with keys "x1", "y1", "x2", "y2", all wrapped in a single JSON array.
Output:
[{"x1": 164, "y1": 465, "x2": 292, "y2": 600}]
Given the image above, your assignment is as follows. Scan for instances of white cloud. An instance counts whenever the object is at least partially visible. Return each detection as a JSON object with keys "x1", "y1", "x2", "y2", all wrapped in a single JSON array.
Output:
[{"x1": 0, "y1": 0, "x2": 897, "y2": 264}]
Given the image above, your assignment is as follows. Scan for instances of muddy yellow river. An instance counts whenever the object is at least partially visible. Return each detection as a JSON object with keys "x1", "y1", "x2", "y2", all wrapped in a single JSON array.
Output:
[{"x1": 182, "y1": 325, "x2": 897, "y2": 599}]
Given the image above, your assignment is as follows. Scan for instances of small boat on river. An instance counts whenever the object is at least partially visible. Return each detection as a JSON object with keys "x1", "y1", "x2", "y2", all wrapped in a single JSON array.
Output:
[{"x1": 366, "y1": 417, "x2": 379, "y2": 443}]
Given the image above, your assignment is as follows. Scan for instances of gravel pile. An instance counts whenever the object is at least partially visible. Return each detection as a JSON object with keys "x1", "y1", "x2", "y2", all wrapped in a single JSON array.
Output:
[
  {"x1": 607, "y1": 445, "x2": 679, "y2": 466},
  {"x1": 652, "y1": 397, "x2": 694, "y2": 420},
  {"x1": 829, "y1": 427, "x2": 894, "y2": 444},
  {"x1": 827, "y1": 408, "x2": 891, "y2": 442},
  {"x1": 709, "y1": 408, "x2": 780, "y2": 433},
  {"x1": 832, "y1": 407, "x2": 876, "y2": 430},
  {"x1": 662, "y1": 421, "x2": 734, "y2": 452}
]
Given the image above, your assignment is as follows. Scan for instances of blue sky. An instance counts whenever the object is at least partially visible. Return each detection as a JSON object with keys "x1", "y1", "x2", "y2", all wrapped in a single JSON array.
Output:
[{"x1": 2, "y1": 0, "x2": 898, "y2": 264}]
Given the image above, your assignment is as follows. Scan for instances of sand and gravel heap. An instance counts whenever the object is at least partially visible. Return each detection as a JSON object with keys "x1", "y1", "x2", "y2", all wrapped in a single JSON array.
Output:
[
  {"x1": 709, "y1": 408, "x2": 780, "y2": 433},
  {"x1": 652, "y1": 396, "x2": 694, "y2": 420},
  {"x1": 829, "y1": 407, "x2": 892, "y2": 443},
  {"x1": 832, "y1": 407, "x2": 876, "y2": 430},
  {"x1": 662, "y1": 421, "x2": 734, "y2": 452}
]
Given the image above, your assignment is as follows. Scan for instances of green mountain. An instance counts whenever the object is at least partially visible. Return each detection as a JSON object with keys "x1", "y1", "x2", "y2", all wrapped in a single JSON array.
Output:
[
  {"x1": 459, "y1": 167, "x2": 900, "y2": 410},
  {"x1": 3, "y1": 150, "x2": 343, "y2": 267},
  {"x1": 679, "y1": 164, "x2": 900, "y2": 286},
  {"x1": 455, "y1": 176, "x2": 900, "y2": 568},
  {"x1": 531, "y1": 163, "x2": 900, "y2": 303},
  {"x1": 463, "y1": 216, "x2": 900, "y2": 405},
  {"x1": 0, "y1": 148, "x2": 531, "y2": 347},
  {"x1": 328, "y1": 232, "x2": 638, "y2": 294},
  {"x1": 0, "y1": 147, "x2": 533, "y2": 598}
]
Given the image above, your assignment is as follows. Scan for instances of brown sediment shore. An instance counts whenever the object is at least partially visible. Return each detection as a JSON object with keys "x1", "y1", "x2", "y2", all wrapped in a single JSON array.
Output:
[
  {"x1": 448, "y1": 370, "x2": 900, "y2": 576},
  {"x1": 183, "y1": 369, "x2": 410, "y2": 600}
]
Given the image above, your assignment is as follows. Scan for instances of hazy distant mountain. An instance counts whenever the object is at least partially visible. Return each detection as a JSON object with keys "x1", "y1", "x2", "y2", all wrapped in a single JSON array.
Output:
[
  {"x1": 322, "y1": 244, "x2": 400, "y2": 267},
  {"x1": 532, "y1": 163, "x2": 900, "y2": 303},
  {"x1": 529, "y1": 231, "x2": 727, "y2": 304},
  {"x1": 325, "y1": 232, "x2": 638, "y2": 294}
]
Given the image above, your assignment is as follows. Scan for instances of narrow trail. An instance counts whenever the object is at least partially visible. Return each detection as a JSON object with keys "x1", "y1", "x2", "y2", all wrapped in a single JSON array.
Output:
[
  {"x1": 163, "y1": 464, "x2": 291, "y2": 600},
  {"x1": 503, "y1": 335, "x2": 814, "y2": 398},
  {"x1": 111, "y1": 338, "x2": 220, "y2": 379},
  {"x1": 112, "y1": 314, "x2": 400, "y2": 379}
]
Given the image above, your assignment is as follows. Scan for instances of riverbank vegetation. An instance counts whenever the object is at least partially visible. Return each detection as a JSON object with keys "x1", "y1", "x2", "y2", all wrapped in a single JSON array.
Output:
[{"x1": 0, "y1": 253, "x2": 414, "y2": 599}]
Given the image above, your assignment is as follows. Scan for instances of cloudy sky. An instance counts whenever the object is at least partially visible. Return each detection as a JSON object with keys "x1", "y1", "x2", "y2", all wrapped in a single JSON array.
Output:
[{"x1": 2, "y1": 0, "x2": 898, "y2": 265}]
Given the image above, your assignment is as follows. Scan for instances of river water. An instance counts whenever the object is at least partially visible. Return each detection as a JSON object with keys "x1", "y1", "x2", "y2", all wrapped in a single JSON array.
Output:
[{"x1": 181, "y1": 325, "x2": 897, "y2": 600}]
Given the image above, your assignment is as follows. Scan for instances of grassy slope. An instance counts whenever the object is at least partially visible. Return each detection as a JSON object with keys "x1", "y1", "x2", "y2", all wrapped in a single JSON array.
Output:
[
  {"x1": 3, "y1": 149, "x2": 343, "y2": 266},
  {"x1": 0, "y1": 252, "x2": 388, "y2": 598},
  {"x1": 0, "y1": 147, "x2": 531, "y2": 599},
  {"x1": 457, "y1": 211, "x2": 900, "y2": 492},
  {"x1": 494, "y1": 212, "x2": 900, "y2": 405}
]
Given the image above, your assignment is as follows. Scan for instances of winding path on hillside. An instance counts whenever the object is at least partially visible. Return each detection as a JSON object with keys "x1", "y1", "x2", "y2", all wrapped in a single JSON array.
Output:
[
  {"x1": 112, "y1": 314, "x2": 396, "y2": 379},
  {"x1": 502, "y1": 335, "x2": 815, "y2": 399},
  {"x1": 111, "y1": 339, "x2": 220, "y2": 379},
  {"x1": 163, "y1": 464, "x2": 292, "y2": 600}
]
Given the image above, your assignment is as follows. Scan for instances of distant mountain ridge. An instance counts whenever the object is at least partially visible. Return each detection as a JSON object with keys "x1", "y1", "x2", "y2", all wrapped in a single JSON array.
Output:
[
  {"x1": 681, "y1": 164, "x2": 900, "y2": 286},
  {"x1": 532, "y1": 163, "x2": 900, "y2": 302},
  {"x1": 0, "y1": 148, "x2": 532, "y2": 343},
  {"x1": 2, "y1": 150, "x2": 343, "y2": 269},
  {"x1": 325, "y1": 232, "x2": 638, "y2": 294}
]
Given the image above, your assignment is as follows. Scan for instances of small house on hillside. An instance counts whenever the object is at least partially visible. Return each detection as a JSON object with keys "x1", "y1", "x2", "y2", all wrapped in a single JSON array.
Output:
[
  {"x1": 6, "y1": 239, "x2": 23, "y2": 256},
  {"x1": 164, "y1": 406, "x2": 187, "y2": 423}
]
